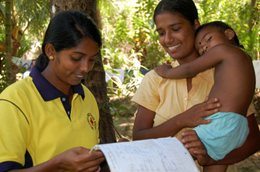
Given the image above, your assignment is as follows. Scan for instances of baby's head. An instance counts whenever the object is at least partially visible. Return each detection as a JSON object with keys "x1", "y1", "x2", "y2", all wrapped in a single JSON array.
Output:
[{"x1": 195, "y1": 21, "x2": 242, "y2": 55}]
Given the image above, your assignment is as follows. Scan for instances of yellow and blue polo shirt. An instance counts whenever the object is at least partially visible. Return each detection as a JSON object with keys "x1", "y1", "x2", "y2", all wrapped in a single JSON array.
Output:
[{"x1": 0, "y1": 67, "x2": 99, "y2": 171}]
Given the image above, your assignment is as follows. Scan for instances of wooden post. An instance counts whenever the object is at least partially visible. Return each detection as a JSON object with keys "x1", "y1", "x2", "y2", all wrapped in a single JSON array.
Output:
[{"x1": 5, "y1": 0, "x2": 14, "y2": 85}]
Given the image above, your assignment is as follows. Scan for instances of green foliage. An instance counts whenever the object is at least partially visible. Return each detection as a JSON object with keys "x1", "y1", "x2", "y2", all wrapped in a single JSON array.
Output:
[
  {"x1": 12, "y1": 0, "x2": 50, "y2": 57},
  {"x1": 109, "y1": 96, "x2": 136, "y2": 117},
  {"x1": 0, "y1": 0, "x2": 50, "y2": 56},
  {"x1": 131, "y1": 0, "x2": 168, "y2": 69},
  {"x1": 100, "y1": 0, "x2": 162, "y2": 116},
  {"x1": 0, "y1": 2, "x2": 5, "y2": 44},
  {"x1": 0, "y1": 54, "x2": 8, "y2": 92},
  {"x1": 14, "y1": 0, "x2": 49, "y2": 33},
  {"x1": 100, "y1": 0, "x2": 167, "y2": 71},
  {"x1": 0, "y1": 0, "x2": 50, "y2": 90},
  {"x1": 104, "y1": 49, "x2": 144, "y2": 98}
]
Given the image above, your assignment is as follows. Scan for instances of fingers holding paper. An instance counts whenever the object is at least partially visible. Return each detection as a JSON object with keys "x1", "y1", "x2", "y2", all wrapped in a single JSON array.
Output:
[
  {"x1": 53, "y1": 146, "x2": 105, "y2": 172},
  {"x1": 82, "y1": 149, "x2": 104, "y2": 172}
]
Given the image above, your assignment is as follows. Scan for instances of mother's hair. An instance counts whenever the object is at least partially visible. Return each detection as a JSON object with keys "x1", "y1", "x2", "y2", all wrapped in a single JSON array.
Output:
[
  {"x1": 153, "y1": 0, "x2": 198, "y2": 25},
  {"x1": 36, "y1": 10, "x2": 102, "y2": 71}
]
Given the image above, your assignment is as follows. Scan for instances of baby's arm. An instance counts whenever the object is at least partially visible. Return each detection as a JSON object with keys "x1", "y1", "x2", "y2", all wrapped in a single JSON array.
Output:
[
  {"x1": 154, "y1": 63, "x2": 174, "y2": 78},
  {"x1": 154, "y1": 63, "x2": 197, "y2": 79},
  {"x1": 155, "y1": 46, "x2": 225, "y2": 79}
]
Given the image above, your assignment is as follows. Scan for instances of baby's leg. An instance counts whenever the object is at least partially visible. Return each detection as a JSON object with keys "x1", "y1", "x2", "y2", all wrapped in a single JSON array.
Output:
[{"x1": 203, "y1": 165, "x2": 228, "y2": 172}]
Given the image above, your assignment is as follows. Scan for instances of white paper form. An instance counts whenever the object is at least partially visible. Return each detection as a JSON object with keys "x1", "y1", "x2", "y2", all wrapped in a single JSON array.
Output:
[{"x1": 93, "y1": 137, "x2": 199, "y2": 172}]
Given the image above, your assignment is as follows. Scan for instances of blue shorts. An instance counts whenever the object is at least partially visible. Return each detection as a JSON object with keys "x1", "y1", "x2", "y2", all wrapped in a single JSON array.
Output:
[{"x1": 194, "y1": 112, "x2": 249, "y2": 160}]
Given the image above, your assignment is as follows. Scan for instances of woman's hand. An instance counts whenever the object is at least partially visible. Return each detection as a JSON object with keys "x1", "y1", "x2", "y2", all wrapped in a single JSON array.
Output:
[
  {"x1": 53, "y1": 147, "x2": 105, "y2": 172},
  {"x1": 181, "y1": 130, "x2": 213, "y2": 166},
  {"x1": 180, "y1": 98, "x2": 221, "y2": 128}
]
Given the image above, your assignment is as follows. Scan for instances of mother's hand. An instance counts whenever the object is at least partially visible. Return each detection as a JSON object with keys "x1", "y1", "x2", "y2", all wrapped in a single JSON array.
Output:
[
  {"x1": 181, "y1": 130, "x2": 213, "y2": 166},
  {"x1": 180, "y1": 97, "x2": 221, "y2": 128}
]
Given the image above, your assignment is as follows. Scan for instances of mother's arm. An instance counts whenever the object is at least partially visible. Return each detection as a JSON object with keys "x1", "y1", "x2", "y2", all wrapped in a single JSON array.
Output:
[
  {"x1": 182, "y1": 113, "x2": 260, "y2": 165},
  {"x1": 132, "y1": 105, "x2": 183, "y2": 140},
  {"x1": 133, "y1": 98, "x2": 221, "y2": 140}
]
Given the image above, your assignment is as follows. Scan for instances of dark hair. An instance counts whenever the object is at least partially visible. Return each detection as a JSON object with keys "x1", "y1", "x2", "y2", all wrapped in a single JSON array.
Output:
[
  {"x1": 195, "y1": 21, "x2": 243, "y2": 48},
  {"x1": 36, "y1": 10, "x2": 102, "y2": 71},
  {"x1": 153, "y1": 0, "x2": 198, "y2": 25}
]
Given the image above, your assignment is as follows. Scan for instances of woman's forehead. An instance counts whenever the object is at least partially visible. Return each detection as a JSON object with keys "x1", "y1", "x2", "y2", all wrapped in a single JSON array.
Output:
[{"x1": 155, "y1": 11, "x2": 191, "y2": 28}]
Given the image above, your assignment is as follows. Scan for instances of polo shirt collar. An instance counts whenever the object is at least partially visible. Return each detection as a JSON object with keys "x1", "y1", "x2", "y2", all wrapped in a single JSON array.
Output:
[{"x1": 30, "y1": 67, "x2": 85, "y2": 101}]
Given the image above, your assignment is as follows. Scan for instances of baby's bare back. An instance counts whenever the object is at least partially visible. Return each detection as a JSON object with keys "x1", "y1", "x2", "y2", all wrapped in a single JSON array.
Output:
[{"x1": 208, "y1": 45, "x2": 255, "y2": 115}]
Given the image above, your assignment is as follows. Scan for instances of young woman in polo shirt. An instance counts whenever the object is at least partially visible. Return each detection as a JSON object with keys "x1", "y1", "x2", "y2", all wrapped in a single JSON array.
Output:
[{"x1": 0, "y1": 11, "x2": 104, "y2": 172}]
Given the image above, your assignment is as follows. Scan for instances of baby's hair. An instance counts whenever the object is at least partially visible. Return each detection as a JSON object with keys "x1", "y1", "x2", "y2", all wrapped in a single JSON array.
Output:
[{"x1": 195, "y1": 21, "x2": 243, "y2": 48}]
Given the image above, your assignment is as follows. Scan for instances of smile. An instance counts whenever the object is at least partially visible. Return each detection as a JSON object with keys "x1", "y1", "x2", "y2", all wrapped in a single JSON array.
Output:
[
  {"x1": 168, "y1": 44, "x2": 181, "y2": 51},
  {"x1": 75, "y1": 75, "x2": 84, "y2": 79}
]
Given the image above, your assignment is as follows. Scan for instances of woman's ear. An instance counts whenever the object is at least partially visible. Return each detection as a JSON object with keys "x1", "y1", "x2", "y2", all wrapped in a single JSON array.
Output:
[
  {"x1": 224, "y1": 29, "x2": 235, "y2": 40},
  {"x1": 45, "y1": 43, "x2": 56, "y2": 58}
]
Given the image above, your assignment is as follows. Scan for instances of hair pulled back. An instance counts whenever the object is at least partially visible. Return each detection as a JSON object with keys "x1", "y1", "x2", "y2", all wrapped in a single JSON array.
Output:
[{"x1": 36, "y1": 11, "x2": 102, "y2": 71}]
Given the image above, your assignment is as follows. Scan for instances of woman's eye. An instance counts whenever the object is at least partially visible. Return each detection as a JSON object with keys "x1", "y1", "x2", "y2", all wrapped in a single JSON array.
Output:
[
  {"x1": 71, "y1": 56, "x2": 82, "y2": 61},
  {"x1": 171, "y1": 27, "x2": 180, "y2": 31}
]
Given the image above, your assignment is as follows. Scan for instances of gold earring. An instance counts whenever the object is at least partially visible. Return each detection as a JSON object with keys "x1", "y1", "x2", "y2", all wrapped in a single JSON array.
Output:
[{"x1": 49, "y1": 55, "x2": 54, "y2": 60}]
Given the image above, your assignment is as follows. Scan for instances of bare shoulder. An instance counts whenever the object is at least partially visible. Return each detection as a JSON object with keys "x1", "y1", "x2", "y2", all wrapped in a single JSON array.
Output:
[
  {"x1": 209, "y1": 44, "x2": 250, "y2": 59},
  {"x1": 209, "y1": 44, "x2": 241, "y2": 52}
]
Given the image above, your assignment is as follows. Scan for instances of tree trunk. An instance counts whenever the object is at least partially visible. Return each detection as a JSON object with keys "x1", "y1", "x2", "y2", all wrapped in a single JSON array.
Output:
[
  {"x1": 248, "y1": 0, "x2": 258, "y2": 59},
  {"x1": 51, "y1": 0, "x2": 116, "y2": 143},
  {"x1": 4, "y1": 0, "x2": 15, "y2": 85},
  {"x1": 4, "y1": 0, "x2": 12, "y2": 85}
]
